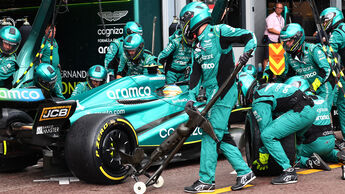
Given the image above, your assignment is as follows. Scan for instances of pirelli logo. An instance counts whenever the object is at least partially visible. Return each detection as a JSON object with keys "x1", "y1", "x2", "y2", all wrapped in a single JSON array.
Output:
[{"x1": 39, "y1": 105, "x2": 72, "y2": 121}]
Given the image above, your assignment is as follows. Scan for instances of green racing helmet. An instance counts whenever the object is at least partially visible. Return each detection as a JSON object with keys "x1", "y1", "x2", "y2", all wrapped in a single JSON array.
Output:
[
  {"x1": 284, "y1": 75, "x2": 310, "y2": 92},
  {"x1": 179, "y1": 1, "x2": 211, "y2": 45},
  {"x1": 87, "y1": 65, "x2": 107, "y2": 89},
  {"x1": 123, "y1": 21, "x2": 143, "y2": 37},
  {"x1": 124, "y1": 33, "x2": 144, "y2": 61},
  {"x1": 320, "y1": 7, "x2": 344, "y2": 32},
  {"x1": 280, "y1": 23, "x2": 305, "y2": 54},
  {"x1": 35, "y1": 63, "x2": 57, "y2": 91},
  {"x1": 237, "y1": 72, "x2": 258, "y2": 106},
  {"x1": 0, "y1": 26, "x2": 21, "y2": 55}
]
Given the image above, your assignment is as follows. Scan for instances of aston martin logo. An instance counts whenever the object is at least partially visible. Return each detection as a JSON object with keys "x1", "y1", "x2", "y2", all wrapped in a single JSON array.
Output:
[{"x1": 98, "y1": 10, "x2": 128, "y2": 22}]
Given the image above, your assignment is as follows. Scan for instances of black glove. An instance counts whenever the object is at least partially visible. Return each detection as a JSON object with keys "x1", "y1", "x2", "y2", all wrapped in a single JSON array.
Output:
[
  {"x1": 185, "y1": 100, "x2": 196, "y2": 112},
  {"x1": 239, "y1": 52, "x2": 252, "y2": 65}
]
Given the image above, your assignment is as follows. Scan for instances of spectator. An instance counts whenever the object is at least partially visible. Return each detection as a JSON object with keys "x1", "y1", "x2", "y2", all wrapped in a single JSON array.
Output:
[{"x1": 263, "y1": 2, "x2": 285, "y2": 72}]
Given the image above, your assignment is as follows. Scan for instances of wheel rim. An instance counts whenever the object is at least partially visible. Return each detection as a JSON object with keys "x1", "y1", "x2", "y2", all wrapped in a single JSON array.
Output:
[{"x1": 99, "y1": 124, "x2": 135, "y2": 176}]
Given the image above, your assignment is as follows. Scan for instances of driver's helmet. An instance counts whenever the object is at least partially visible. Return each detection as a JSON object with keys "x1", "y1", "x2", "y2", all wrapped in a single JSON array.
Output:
[
  {"x1": 320, "y1": 7, "x2": 344, "y2": 32},
  {"x1": 280, "y1": 23, "x2": 305, "y2": 54},
  {"x1": 237, "y1": 72, "x2": 258, "y2": 106},
  {"x1": 124, "y1": 33, "x2": 144, "y2": 61},
  {"x1": 179, "y1": 1, "x2": 211, "y2": 45},
  {"x1": 162, "y1": 84, "x2": 182, "y2": 97},
  {"x1": 123, "y1": 21, "x2": 143, "y2": 37},
  {"x1": 284, "y1": 75, "x2": 310, "y2": 92},
  {"x1": 87, "y1": 65, "x2": 107, "y2": 89},
  {"x1": 34, "y1": 63, "x2": 57, "y2": 91},
  {"x1": 0, "y1": 26, "x2": 21, "y2": 55},
  {"x1": 242, "y1": 64, "x2": 257, "y2": 77}
]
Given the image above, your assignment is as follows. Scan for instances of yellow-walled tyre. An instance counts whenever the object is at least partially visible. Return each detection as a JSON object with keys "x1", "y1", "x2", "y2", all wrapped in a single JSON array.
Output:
[{"x1": 65, "y1": 114, "x2": 138, "y2": 184}]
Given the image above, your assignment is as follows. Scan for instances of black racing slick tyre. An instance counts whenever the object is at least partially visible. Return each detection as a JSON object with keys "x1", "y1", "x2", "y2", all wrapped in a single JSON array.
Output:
[
  {"x1": 0, "y1": 109, "x2": 41, "y2": 172},
  {"x1": 65, "y1": 114, "x2": 138, "y2": 184},
  {"x1": 245, "y1": 110, "x2": 296, "y2": 176}
]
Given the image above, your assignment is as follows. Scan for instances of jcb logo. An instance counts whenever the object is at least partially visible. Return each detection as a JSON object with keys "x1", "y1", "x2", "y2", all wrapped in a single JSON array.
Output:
[{"x1": 40, "y1": 106, "x2": 72, "y2": 121}]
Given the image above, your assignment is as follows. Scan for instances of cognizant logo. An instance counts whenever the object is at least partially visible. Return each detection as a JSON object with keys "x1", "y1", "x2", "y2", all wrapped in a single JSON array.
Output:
[
  {"x1": 0, "y1": 88, "x2": 44, "y2": 101},
  {"x1": 107, "y1": 86, "x2": 151, "y2": 100}
]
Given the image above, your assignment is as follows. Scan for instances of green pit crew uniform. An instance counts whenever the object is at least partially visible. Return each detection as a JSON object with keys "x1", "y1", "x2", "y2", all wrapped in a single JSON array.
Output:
[
  {"x1": 297, "y1": 94, "x2": 339, "y2": 167},
  {"x1": 158, "y1": 33, "x2": 193, "y2": 84},
  {"x1": 117, "y1": 50, "x2": 157, "y2": 76},
  {"x1": 188, "y1": 24, "x2": 257, "y2": 184},
  {"x1": 70, "y1": 82, "x2": 90, "y2": 97},
  {"x1": 104, "y1": 37, "x2": 124, "y2": 76},
  {"x1": 280, "y1": 43, "x2": 335, "y2": 110},
  {"x1": 22, "y1": 81, "x2": 65, "y2": 100},
  {"x1": 252, "y1": 83, "x2": 316, "y2": 170},
  {"x1": 40, "y1": 37, "x2": 64, "y2": 99},
  {"x1": 0, "y1": 53, "x2": 17, "y2": 88},
  {"x1": 328, "y1": 22, "x2": 345, "y2": 140}
]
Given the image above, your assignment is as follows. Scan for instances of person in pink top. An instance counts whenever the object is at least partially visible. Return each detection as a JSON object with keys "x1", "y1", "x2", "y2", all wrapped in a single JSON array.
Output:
[{"x1": 263, "y1": 2, "x2": 285, "y2": 71}]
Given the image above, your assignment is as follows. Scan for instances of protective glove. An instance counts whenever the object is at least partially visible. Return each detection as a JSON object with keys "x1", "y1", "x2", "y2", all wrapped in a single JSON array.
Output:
[
  {"x1": 238, "y1": 52, "x2": 252, "y2": 65},
  {"x1": 252, "y1": 153, "x2": 269, "y2": 171},
  {"x1": 185, "y1": 100, "x2": 196, "y2": 112},
  {"x1": 311, "y1": 78, "x2": 321, "y2": 92},
  {"x1": 259, "y1": 75, "x2": 269, "y2": 84}
]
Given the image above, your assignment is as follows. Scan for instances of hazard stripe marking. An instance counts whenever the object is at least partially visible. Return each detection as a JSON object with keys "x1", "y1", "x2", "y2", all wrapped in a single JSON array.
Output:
[
  {"x1": 199, "y1": 184, "x2": 253, "y2": 194},
  {"x1": 297, "y1": 163, "x2": 342, "y2": 175},
  {"x1": 199, "y1": 164, "x2": 342, "y2": 194}
]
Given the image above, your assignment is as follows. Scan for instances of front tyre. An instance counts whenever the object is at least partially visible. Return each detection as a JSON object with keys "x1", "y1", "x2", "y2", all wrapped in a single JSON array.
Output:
[{"x1": 65, "y1": 114, "x2": 138, "y2": 184}]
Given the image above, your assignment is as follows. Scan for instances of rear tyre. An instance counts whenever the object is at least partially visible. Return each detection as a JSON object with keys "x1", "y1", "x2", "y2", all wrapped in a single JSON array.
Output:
[
  {"x1": 65, "y1": 114, "x2": 138, "y2": 184},
  {"x1": 245, "y1": 110, "x2": 296, "y2": 176},
  {"x1": 0, "y1": 109, "x2": 41, "y2": 172}
]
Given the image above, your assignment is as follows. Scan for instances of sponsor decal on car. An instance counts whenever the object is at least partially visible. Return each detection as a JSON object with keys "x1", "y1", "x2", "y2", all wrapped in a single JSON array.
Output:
[
  {"x1": 159, "y1": 127, "x2": 202, "y2": 138},
  {"x1": 36, "y1": 125, "x2": 60, "y2": 134},
  {"x1": 39, "y1": 105, "x2": 72, "y2": 121},
  {"x1": 106, "y1": 86, "x2": 152, "y2": 100},
  {"x1": 0, "y1": 88, "x2": 44, "y2": 101}
]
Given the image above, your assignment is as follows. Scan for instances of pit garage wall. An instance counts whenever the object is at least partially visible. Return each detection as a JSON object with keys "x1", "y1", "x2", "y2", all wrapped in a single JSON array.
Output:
[
  {"x1": 136, "y1": 0, "x2": 163, "y2": 56},
  {"x1": 253, "y1": 0, "x2": 266, "y2": 72}
]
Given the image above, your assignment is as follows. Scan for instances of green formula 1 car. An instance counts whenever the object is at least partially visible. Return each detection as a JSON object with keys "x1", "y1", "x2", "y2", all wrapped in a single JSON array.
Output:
[{"x1": 0, "y1": 74, "x2": 245, "y2": 184}]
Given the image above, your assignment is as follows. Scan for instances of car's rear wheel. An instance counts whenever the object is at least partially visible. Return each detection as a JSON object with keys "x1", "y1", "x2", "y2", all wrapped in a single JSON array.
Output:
[
  {"x1": 65, "y1": 114, "x2": 138, "y2": 184},
  {"x1": 245, "y1": 110, "x2": 296, "y2": 176},
  {"x1": 0, "y1": 109, "x2": 41, "y2": 172}
]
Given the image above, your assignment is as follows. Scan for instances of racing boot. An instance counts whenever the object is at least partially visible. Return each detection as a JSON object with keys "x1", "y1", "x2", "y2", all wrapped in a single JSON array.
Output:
[
  {"x1": 305, "y1": 153, "x2": 331, "y2": 171},
  {"x1": 271, "y1": 167, "x2": 298, "y2": 185},
  {"x1": 336, "y1": 140, "x2": 345, "y2": 151},
  {"x1": 231, "y1": 171, "x2": 256, "y2": 191},
  {"x1": 184, "y1": 180, "x2": 215, "y2": 193},
  {"x1": 337, "y1": 150, "x2": 345, "y2": 164}
]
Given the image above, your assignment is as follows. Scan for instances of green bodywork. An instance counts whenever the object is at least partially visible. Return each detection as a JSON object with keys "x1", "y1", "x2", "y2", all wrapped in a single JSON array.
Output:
[{"x1": 69, "y1": 74, "x2": 204, "y2": 146}]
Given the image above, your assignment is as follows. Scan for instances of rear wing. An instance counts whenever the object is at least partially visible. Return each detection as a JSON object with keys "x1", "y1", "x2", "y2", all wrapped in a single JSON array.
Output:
[{"x1": 0, "y1": 88, "x2": 45, "y2": 108}]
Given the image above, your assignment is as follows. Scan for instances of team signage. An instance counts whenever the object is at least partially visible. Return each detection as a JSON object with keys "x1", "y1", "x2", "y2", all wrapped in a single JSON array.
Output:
[{"x1": 269, "y1": 43, "x2": 285, "y2": 75}]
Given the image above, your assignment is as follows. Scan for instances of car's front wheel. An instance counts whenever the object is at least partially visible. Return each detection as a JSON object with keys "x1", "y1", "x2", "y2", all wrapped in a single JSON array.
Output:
[{"x1": 65, "y1": 114, "x2": 138, "y2": 184}]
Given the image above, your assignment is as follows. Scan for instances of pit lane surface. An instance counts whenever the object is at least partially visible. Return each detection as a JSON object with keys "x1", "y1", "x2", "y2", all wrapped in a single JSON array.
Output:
[
  {"x1": 1, "y1": 129, "x2": 345, "y2": 194},
  {"x1": 0, "y1": 158, "x2": 344, "y2": 194}
]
